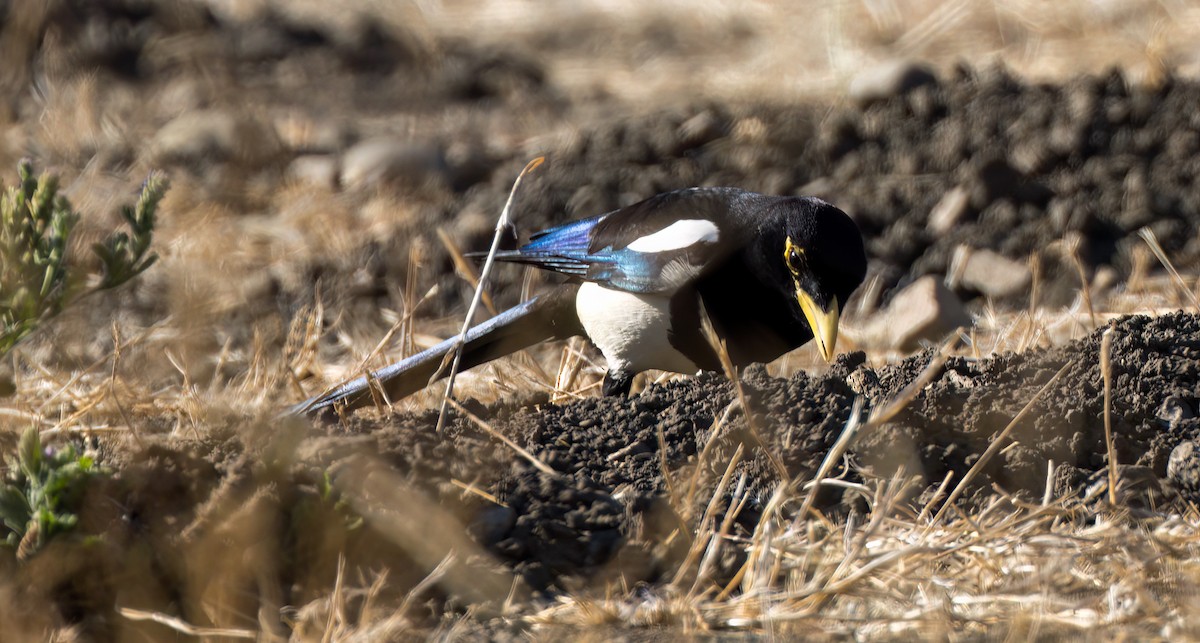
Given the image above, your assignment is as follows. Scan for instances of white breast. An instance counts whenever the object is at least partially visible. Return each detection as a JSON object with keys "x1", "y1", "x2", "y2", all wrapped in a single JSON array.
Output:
[{"x1": 575, "y1": 282, "x2": 701, "y2": 376}]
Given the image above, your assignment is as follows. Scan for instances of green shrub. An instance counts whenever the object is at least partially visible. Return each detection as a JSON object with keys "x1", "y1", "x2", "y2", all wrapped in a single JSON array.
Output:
[
  {"x1": 0, "y1": 160, "x2": 167, "y2": 356},
  {"x1": 0, "y1": 427, "x2": 100, "y2": 557}
]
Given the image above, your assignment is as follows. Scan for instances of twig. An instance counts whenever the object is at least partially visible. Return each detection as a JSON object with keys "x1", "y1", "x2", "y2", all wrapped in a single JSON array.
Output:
[
  {"x1": 867, "y1": 332, "x2": 958, "y2": 426},
  {"x1": 437, "y1": 228, "x2": 498, "y2": 316},
  {"x1": 697, "y1": 300, "x2": 788, "y2": 479},
  {"x1": 446, "y1": 397, "x2": 559, "y2": 478},
  {"x1": 796, "y1": 397, "x2": 864, "y2": 523},
  {"x1": 1062, "y1": 233, "x2": 1096, "y2": 329},
  {"x1": 118, "y1": 608, "x2": 256, "y2": 639},
  {"x1": 1100, "y1": 324, "x2": 1119, "y2": 506},
  {"x1": 671, "y1": 443, "x2": 744, "y2": 588},
  {"x1": 322, "y1": 553, "x2": 347, "y2": 643},
  {"x1": 1138, "y1": 227, "x2": 1200, "y2": 312},
  {"x1": 435, "y1": 157, "x2": 544, "y2": 433}
]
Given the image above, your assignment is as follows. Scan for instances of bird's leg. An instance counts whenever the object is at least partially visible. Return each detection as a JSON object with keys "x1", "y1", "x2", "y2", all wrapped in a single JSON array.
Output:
[{"x1": 602, "y1": 370, "x2": 634, "y2": 397}]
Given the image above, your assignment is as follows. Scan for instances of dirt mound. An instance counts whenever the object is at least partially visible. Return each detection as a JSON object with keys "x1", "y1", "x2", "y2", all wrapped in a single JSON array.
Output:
[{"x1": 266, "y1": 311, "x2": 1193, "y2": 593}]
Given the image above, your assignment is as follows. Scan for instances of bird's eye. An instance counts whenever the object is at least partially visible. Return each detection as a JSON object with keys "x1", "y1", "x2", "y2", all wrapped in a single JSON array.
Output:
[{"x1": 786, "y1": 246, "x2": 804, "y2": 274}]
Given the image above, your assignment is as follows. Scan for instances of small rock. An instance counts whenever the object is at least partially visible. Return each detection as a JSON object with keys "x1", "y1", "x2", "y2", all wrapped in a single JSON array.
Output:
[
  {"x1": 470, "y1": 505, "x2": 516, "y2": 546},
  {"x1": 675, "y1": 110, "x2": 726, "y2": 151},
  {"x1": 339, "y1": 138, "x2": 446, "y2": 190},
  {"x1": 1170, "y1": 442, "x2": 1200, "y2": 503},
  {"x1": 844, "y1": 367, "x2": 879, "y2": 397},
  {"x1": 948, "y1": 246, "x2": 1031, "y2": 298},
  {"x1": 287, "y1": 154, "x2": 339, "y2": 189},
  {"x1": 276, "y1": 115, "x2": 356, "y2": 153},
  {"x1": 859, "y1": 276, "x2": 972, "y2": 352},
  {"x1": 848, "y1": 60, "x2": 938, "y2": 106},
  {"x1": 1159, "y1": 396, "x2": 1196, "y2": 426},
  {"x1": 152, "y1": 110, "x2": 283, "y2": 169},
  {"x1": 1092, "y1": 266, "x2": 1119, "y2": 293},
  {"x1": 927, "y1": 186, "x2": 970, "y2": 235}
]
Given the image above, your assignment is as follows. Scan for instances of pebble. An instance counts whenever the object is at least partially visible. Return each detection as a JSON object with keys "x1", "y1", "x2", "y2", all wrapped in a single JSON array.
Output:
[
  {"x1": 287, "y1": 154, "x2": 340, "y2": 189},
  {"x1": 859, "y1": 276, "x2": 972, "y2": 352},
  {"x1": 1168, "y1": 441, "x2": 1200, "y2": 499},
  {"x1": 948, "y1": 246, "x2": 1031, "y2": 298},
  {"x1": 339, "y1": 138, "x2": 446, "y2": 190},
  {"x1": 152, "y1": 109, "x2": 283, "y2": 169},
  {"x1": 927, "y1": 186, "x2": 970, "y2": 235},
  {"x1": 848, "y1": 60, "x2": 938, "y2": 106}
]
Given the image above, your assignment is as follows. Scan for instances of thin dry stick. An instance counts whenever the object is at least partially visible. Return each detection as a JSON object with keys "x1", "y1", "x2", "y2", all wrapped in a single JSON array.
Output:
[
  {"x1": 916, "y1": 470, "x2": 955, "y2": 523},
  {"x1": 1139, "y1": 227, "x2": 1200, "y2": 312},
  {"x1": 450, "y1": 478, "x2": 506, "y2": 506},
  {"x1": 930, "y1": 360, "x2": 1072, "y2": 525},
  {"x1": 117, "y1": 608, "x2": 256, "y2": 639},
  {"x1": 655, "y1": 422, "x2": 681, "y2": 511},
  {"x1": 683, "y1": 401, "x2": 740, "y2": 520},
  {"x1": 795, "y1": 397, "x2": 865, "y2": 523},
  {"x1": 1022, "y1": 252, "x2": 1042, "y2": 350},
  {"x1": 867, "y1": 333, "x2": 958, "y2": 426},
  {"x1": 357, "y1": 285, "x2": 439, "y2": 374},
  {"x1": 698, "y1": 301, "x2": 788, "y2": 479},
  {"x1": 670, "y1": 443, "x2": 745, "y2": 588},
  {"x1": 404, "y1": 242, "x2": 423, "y2": 356},
  {"x1": 691, "y1": 472, "x2": 750, "y2": 597},
  {"x1": 322, "y1": 553, "x2": 347, "y2": 643},
  {"x1": 435, "y1": 157, "x2": 544, "y2": 433},
  {"x1": 106, "y1": 322, "x2": 144, "y2": 448},
  {"x1": 1062, "y1": 233, "x2": 1097, "y2": 329},
  {"x1": 1028, "y1": 252, "x2": 1041, "y2": 317},
  {"x1": 437, "y1": 228, "x2": 498, "y2": 316},
  {"x1": 552, "y1": 338, "x2": 585, "y2": 403},
  {"x1": 1043, "y1": 459, "x2": 1056, "y2": 507},
  {"x1": 399, "y1": 553, "x2": 456, "y2": 616},
  {"x1": 1100, "y1": 325, "x2": 1119, "y2": 506},
  {"x1": 447, "y1": 397, "x2": 559, "y2": 478}
]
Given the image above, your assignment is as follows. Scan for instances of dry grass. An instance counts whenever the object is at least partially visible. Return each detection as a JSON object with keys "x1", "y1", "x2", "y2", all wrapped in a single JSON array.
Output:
[{"x1": 529, "y1": 485, "x2": 1200, "y2": 639}]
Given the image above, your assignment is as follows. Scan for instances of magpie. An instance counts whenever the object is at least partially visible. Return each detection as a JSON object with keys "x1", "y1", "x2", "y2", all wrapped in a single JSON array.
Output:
[{"x1": 294, "y1": 187, "x2": 867, "y2": 417}]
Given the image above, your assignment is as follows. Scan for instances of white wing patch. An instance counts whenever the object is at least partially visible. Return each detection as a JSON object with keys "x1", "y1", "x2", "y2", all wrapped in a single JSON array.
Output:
[{"x1": 626, "y1": 219, "x2": 719, "y2": 253}]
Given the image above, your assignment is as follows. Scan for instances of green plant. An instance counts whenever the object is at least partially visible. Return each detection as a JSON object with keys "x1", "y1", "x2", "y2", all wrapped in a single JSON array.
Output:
[
  {"x1": 0, "y1": 427, "x2": 100, "y2": 557},
  {"x1": 0, "y1": 160, "x2": 168, "y2": 356},
  {"x1": 92, "y1": 172, "x2": 165, "y2": 289},
  {"x1": 0, "y1": 161, "x2": 76, "y2": 353}
]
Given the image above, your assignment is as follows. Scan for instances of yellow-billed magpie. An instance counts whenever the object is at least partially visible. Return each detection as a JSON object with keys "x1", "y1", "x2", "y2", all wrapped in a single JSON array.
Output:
[{"x1": 294, "y1": 187, "x2": 867, "y2": 416}]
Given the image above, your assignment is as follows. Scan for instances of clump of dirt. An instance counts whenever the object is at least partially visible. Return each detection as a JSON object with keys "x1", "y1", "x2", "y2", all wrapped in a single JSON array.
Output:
[{"x1": 284, "y1": 312, "x2": 1200, "y2": 593}]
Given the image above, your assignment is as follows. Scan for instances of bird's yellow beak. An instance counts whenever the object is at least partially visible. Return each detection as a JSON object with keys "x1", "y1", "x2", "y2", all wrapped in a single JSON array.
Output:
[{"x1": 795, "y1": 289, "x2": 840, "y2": 363}]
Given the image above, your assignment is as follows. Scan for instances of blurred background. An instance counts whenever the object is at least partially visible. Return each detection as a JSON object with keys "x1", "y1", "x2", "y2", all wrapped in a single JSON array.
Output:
[{"x1": 3, "y1": 0, "x2": 1199, "y2": 388}]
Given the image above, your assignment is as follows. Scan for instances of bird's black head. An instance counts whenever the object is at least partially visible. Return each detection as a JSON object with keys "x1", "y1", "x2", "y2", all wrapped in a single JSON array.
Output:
[{"x1": 756, "y1": 196, "x2": 867, "y2": 361}]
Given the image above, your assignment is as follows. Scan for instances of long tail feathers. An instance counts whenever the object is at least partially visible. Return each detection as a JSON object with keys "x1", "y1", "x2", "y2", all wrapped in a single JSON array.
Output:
[{"x1": 288, "y1": 285, "x2": 582, "y2": 419}]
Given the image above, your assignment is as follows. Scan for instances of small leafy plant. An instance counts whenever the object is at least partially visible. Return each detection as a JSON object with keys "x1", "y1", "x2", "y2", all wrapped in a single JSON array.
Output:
[
  {"x1": 0, "y1": 427, "x2": 100, "y2": 558},
  {"x1": 0, "y1": 160, "x2": 167, "y2": 356}
]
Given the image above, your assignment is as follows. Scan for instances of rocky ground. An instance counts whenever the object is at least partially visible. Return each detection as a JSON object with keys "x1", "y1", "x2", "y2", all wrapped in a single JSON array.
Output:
[{"x1": 4, "y1": 1, "x2": 1200, "y2": 640}]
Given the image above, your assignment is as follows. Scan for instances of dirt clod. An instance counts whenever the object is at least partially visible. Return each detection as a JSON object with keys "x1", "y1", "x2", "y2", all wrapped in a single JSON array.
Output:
[{"x1": 859, "y1": 275, "x2": 971, "y2": 351}]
